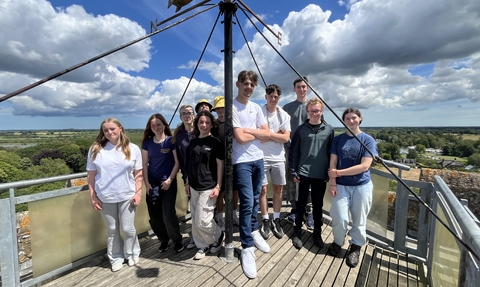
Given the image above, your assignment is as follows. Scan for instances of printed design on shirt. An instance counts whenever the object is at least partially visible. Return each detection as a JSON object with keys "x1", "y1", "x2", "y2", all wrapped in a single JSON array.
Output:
[
  {"x1": 342, "y1": 140, "x2": 359, "y2": 160},
  {"x1": 161, "y1": 148, "x2": 171, "y2": 154}
]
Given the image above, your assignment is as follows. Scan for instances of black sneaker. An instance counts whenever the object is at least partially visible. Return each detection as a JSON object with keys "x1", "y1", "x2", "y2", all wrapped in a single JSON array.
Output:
[
  {"x1": 174, "y1": 241, "x2": 184, "y2": 254},
  {"x1": 291, "y1": 229, "x2": 303, "y2": 249},
  {"x1": 158, "y1": 242, "x2": 169, "y2": 253},
  {"x1": 270, "y1": 218, "x2": 284, "y2": 239},
  {"x1": 327, "y1": 242, "x2": 342, "y2": 257},
  {"x1": 346, "y1": 244, "x2": 361, "y2": 268},
  {"x1": 312, "y1": 228, "x2": 324, "y2": 248},
  {"x1": 259, "y1": 219, "x2": 270, "y2": 239},
  {"x1": 210, "y1": 231, "x2": 224, "y2": 253}
]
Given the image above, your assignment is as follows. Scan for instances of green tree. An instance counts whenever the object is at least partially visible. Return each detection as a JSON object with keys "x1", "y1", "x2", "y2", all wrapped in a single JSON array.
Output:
[
  {"x1": 467, "y1": 153, "x2": 480, "y2": 167},
  {"x1": 0, "y1": 161, "x2": 23, "y2": 183},
  {"x1": 58, "y1": 144, "x2": 86, "y2": 172},
  {"x1": 0, "y1": 150, "x2": 23, "y2": 169},
  {"x1": 415, "y1": 144, "x2": 426, "y2": 154},
  {"x1": 378, "y1": 142, "x2": 401, "y2": 160},
  {"x1": 407, "y1": 149, "x2": 419, "y2": 160}
]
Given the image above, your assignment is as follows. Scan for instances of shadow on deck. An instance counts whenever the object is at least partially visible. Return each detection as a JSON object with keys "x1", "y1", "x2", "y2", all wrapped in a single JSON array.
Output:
[{"x1": 42, "y1": 209, "x2": 425, "y2": 287}]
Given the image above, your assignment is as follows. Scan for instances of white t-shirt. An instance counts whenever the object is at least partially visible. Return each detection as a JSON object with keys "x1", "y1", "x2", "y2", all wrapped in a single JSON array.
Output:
[
  {"x1": 86, "y1": 142, "x2": 143, "y2": 203},
  {"x1": 261, "y1": 105, "x2": 291, "y2": 161},
  {"x1": 232, "y1": 99, "x2": 266, "y2": 164}
]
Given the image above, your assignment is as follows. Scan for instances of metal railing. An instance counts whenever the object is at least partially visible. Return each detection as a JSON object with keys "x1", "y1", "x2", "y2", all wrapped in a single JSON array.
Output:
[{"x1": 1, "y1": 170, "x2": 479, "y2": 286}]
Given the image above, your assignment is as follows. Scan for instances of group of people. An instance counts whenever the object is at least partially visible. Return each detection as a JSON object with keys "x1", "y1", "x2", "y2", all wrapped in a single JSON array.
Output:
[{"x1": 86, "y1": 70, "x2": 378, "y2": 279}]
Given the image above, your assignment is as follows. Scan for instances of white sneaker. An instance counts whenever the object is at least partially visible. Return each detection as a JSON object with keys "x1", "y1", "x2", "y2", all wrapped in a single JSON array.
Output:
[
  {"x1": 233, "y1": 211, "x2": 239, "y2": 226},
  {"x1": 111, "y1": 262, "x2": 123, "y2": 272},
  {"x1": 128, "y1": 257, "x2": 139, "y2": 267},
  {"x1": 241, "y1": 247, "x2": 257, "y2": 279},
  {"x1": 252, "y1": 230, "x2": 270, "y2": 253},
  {"x1": 194, "y1": 246, "x2": 210, "y2": 260}
]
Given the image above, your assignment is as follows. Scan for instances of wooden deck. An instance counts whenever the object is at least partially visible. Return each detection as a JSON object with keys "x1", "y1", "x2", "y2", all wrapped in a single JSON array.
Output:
[{"x1": 42, "y1": 210, "x2": 427, "y2": 287}]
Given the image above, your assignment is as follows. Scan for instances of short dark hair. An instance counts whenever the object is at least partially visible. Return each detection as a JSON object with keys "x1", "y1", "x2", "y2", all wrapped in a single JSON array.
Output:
[
  {"x1": 293, "y1": 76, "x2": 308, "y2": 87},
  {"x1": 237, "y1": 70, "x2": 258, "y2": 86},
  {"x1": 265, "y1": 84, "x2": 281, "y2": 96},
  {"x1": 342, "y1": 108, "x2": 362, "y2": 124}
]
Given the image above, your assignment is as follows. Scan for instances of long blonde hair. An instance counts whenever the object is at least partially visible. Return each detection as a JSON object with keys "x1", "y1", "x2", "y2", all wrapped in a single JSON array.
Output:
[{"x1": 90, "y1": 118, "x2": 131, "y2": 161}]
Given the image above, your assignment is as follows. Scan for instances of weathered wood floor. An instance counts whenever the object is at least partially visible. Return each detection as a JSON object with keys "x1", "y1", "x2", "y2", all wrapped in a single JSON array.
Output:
[{"x1": 43, "y1": 209, "x2": 426, "y2": 287}]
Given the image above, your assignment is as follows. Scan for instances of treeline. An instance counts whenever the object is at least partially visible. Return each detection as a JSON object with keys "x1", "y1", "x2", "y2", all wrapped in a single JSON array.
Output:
[
  {"x1": 354, "y1": 127, "x2": 480, "y2": 167},
  {"x1": 0, "y1": 130, "x2": 145, "y2": 211}
]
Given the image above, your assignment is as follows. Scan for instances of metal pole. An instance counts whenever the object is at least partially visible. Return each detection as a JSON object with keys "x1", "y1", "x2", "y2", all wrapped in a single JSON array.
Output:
[{"x1": 221, "y1": 0, "x2": 237, "y2": 263}]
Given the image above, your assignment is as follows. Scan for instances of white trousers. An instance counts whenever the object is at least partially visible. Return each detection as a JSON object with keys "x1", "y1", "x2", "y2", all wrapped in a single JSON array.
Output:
[{"x1": 190, "y1": 187, "x2": 221, "y2": 248}]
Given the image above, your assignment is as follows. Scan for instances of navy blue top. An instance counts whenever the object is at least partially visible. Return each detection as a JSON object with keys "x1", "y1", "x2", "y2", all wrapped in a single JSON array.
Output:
[
  {"x1": 330, "y1": 132, "x2": 378, "y2": 186},
  {"x1": 142, "y1": 136, "x2": 175, "y2": 184}
]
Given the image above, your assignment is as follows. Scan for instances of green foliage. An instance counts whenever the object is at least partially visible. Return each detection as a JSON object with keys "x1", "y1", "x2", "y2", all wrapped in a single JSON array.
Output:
[
  {"x1": 415, "y1": 144, "x2": 426, "y2": 154},
  {"x1": 467, "y1": 153, "x2": 480, "y2": 167},
  {"x1": 406, "y1": 149, "x2": 419, "y2": 160},
  {"x1": 382, "y1": 153, "x2": 392, "y2": 160},
  {"x1": 0, "y1": 150, "x2": 24, "y2": 169},
  {"x1": 389, "y1": 180, "x2": 397, "y2": 191},
  {"x1": 0, "y1": 161, "x2": 24, "y2": 183},
  {"x1": 378, "y1": 142, "x2": 401, "y2": 160}
]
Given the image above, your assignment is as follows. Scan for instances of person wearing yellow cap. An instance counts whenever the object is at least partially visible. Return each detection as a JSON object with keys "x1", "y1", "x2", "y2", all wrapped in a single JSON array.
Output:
[
  {"x1": 211, "y1": 96, "x2": 240, "y2": 231},
  {"x1": 195, "y1": 99, "x2": 212, "y2": 114}
]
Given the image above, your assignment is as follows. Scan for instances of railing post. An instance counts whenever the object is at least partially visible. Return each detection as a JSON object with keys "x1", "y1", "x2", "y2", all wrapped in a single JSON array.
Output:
[
  {"x1": 393, "y1": 170, "x2": 408, "y2": 252},
  {"x1": 0, "y1": 195, "x2": 21, "y2": 286}
]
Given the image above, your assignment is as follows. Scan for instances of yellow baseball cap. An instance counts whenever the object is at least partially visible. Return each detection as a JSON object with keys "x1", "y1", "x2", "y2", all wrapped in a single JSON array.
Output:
[{"x1": 212, "y1": 96, "x2": 225, "y2": 111}]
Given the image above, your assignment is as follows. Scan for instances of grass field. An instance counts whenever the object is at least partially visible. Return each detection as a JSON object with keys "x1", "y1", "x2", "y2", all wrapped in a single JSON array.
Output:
[{"x1": 462, "y1": 134, "x2": 480, "y2": 141}]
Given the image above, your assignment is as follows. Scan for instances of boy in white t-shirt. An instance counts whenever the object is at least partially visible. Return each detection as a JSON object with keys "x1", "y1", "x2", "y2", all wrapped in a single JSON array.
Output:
[
  {"x1": 232, "y1": 70, "x2": 270, "y2": 279},
  {"x1": 258, "y1": 84, "x2": 291, "y2": 240}
]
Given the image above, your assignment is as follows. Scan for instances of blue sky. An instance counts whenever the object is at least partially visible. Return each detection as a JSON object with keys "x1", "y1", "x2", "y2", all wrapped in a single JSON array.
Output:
[{"x1": 1, "y1": 0, "x2": 479, "y2": 130}]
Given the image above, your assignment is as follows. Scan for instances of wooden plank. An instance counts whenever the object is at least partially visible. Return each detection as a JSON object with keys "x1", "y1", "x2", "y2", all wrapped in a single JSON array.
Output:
[
  {"x1": 366, "y1": 246, "x2": 382, "y2": 287},
  {"x1": 397, "y1": 252, "x2": 409, "y2": 287},
  {"x1": 387, "y1": 250, "x2": 399, "y2": 287},
  {"x1": 273, "y1": 223, "x2": 314, "y2": 286},
  {"x1": 377, "y1": 247, "x2": 390, "y2": 287},
  {"x1": 406, "y1": 257, "x2": 418, "y2": 287},
  {"x1": 353, "y1": 243, "x2": 375, "y2": 287},
  {"x1": 335, "y1": 242, "x2": 368, "y2": 286},
  {"x1": 244, "y1": 219, "x2": 296, "y2": 286},
  {"x1": 292, "y1": 228, "x2": 326, "y2": 286},
  {"x1": 318, "y1": 231, "x2": 351, "y2": 287},
  {"x1": 236, "y1": 215, "x2": 294, "y2": 286},
  {"x1": 41, "y1": 207, "x2": 431, "y2": 287}
]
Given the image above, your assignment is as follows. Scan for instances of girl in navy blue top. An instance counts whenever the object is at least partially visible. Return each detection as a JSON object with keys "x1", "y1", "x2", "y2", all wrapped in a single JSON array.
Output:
[
  {"x1": 141, "y1": 113, "x2": 184, "y2": 254},
  {"x1": 327, "y1": 108, "x2": 378, "y2": 268}
]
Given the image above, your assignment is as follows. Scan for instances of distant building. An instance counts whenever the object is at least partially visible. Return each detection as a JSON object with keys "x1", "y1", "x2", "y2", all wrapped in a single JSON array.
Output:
[
  {"x1": 437, "y1": 159, "x2": 464, "y2": 169},
  {"x1": 465, "y1": 165, "x2": 478, "y2": 171},
  {"x1": 395, "y1": 158, "x2": 416, "y2": 167}
]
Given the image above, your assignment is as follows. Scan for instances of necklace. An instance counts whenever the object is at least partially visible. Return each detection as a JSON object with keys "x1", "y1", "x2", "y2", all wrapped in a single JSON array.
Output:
[{"x1": 154, "y1": 135, "x2": 166, "y2": 143}]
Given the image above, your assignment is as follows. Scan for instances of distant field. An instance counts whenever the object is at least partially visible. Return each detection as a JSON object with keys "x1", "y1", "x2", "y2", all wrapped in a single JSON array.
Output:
[
  {"x1": 462, "y1": 134, "x2": 480, "y2": 141},
  {"x1": 424, "y1": 153, "x2": 467, "y2": 163}
]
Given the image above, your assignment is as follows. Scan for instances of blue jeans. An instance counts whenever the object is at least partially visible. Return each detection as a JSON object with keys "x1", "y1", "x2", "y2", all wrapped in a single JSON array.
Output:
[
  {"x1": 233, "y1": 159, "x2": 264, "y2": 248},
  {"x1": 330, "y1": 181, "x2": 373, "y2": 246}
]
